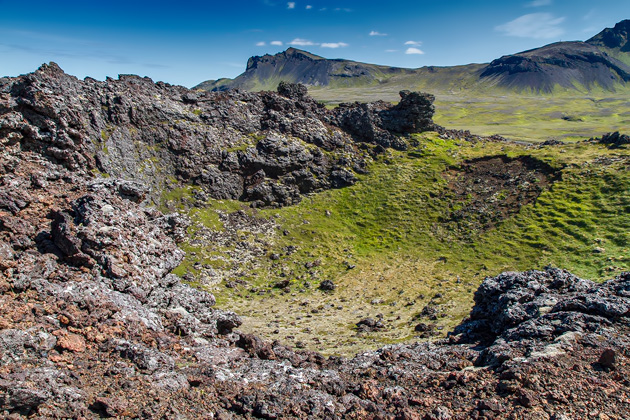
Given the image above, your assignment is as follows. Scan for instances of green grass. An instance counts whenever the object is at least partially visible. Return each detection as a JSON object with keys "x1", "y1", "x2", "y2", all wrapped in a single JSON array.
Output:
[
  {"x1": 309, "y1": 87, "x2": 630, "y2": 143},
  {"x1": 170, "y1": 133, "x2": 630, "y2": 356}
]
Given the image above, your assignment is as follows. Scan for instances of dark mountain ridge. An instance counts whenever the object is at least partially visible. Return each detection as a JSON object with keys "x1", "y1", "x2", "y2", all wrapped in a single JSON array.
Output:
[
  {"x1": 197, "y1": 20, "x2": 630, "y2": 94},
  {"x1": 196, "y1": 47, "x2": 413, "y2": 92},
  {"x1": 480, "y1": 40, "x2": 630, "y2": 92},
  {"x1": 587, "y1": 19, "x2": 630, "y2": 52}
]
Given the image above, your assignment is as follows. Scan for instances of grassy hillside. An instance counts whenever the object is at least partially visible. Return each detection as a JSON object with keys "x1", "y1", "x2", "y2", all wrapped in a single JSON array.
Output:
[
  {"x1": 309, "y1": 86, "x2": 630, "y2": 143},
  {"x1": 165, "y1": 134, "x2": 630, "y2": 356}
]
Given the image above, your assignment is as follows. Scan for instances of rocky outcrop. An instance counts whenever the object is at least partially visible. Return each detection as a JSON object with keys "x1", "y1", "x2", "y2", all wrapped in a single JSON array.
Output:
[
  {"x1": 1, "y1": 65, "x2": 440, "y2": 208},
  {"x1": 331, "y1": 90, "x2": 436, "y2": 150},
  {"x1": 0, "y1": 64, "x2": 357, "y2": 207},
  {"x1": 596, "y1": 131, "x2": 630, "y2": 148},
  {"x1": 455, "y1": 269, "x2": 630, "y2": 367},
  {"x1": 1, "y1": 129, "x2": 629, "y2": 417},
  {"x1": 1, "y1": 64, "x2": 629, "y2": 418}
]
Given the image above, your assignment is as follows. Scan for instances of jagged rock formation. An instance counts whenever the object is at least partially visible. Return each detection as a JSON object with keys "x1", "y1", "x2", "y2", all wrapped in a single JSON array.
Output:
[
  {"x1": 1, "y1": 64, "x2": 437, "y2": 208},
  {"x1": 332, "y1": 91, "x2": 436, "y2": 150},
  {"x1": 596, "y1": 131, "x2": 630, "y2": 149},
  {"x1": 1, "y1": 65, "x2": 629, "y2": 418}
]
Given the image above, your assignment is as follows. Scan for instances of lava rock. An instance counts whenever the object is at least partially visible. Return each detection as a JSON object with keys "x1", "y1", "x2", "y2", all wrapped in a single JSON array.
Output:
[
  {"x1": 598, "y1": 348, "x2": 617, "y2": 370},
  {"x1": 319, "y1": 280, "x2": 336, "y2": 291},
  {"x1": 357, "y1": 317, "x2": 385, "y2": 332}
]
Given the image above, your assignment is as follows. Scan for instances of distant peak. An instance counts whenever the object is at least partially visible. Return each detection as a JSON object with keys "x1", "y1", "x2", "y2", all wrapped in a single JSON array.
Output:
[
  {"x1": 283, "y1": 48, "x2": 325, "y2": 60},
  {"x1": 587, "y1": 19, "x2": 630, "y2": 51}
]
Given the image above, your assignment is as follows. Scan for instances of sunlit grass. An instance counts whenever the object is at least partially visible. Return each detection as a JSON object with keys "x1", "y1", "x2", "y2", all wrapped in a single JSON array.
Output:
[{"x1": 167, "y1": 133, "x2": 630, "y2": 355}]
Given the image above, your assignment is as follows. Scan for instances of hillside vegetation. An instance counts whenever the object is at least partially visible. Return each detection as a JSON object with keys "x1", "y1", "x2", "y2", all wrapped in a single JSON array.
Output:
[
  {"x1": 168, "y1": 133, "x2": 630, "y2": 356},
  {"x1": 196, "y1": 20, "x2": 630, "y2": 143}
]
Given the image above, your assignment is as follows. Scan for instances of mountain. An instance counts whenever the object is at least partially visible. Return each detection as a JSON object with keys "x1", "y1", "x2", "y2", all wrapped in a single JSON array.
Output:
[
  {"x1": 587, "y1": 19, "x2": 630, "y2": 66},
  {"x1": 195, "y1": 47, "x2": 487, "y2": 93},
  {"x1": 195, "y1": 47, "x2": 416, "y2": 91},
  {"x1": 480, "y1": 41, "x2": 630, "y2": 92},
  {"x1": 196, "y1": 20, "x2": 630, "y2": 94}
]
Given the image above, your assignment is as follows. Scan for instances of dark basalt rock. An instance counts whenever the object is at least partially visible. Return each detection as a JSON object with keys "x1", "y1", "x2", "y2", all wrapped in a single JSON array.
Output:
[
  {"x1": 598, "y1": 131, "x2": 630, "y2": 148},
  {"x1": 277, "y1": 81, "x2": 308, "y2": 99},
  {"x1": 319, "y1": 280, "x2": 336, "y2": 291},
  {"x1": 0, "y1": 63, "x2": 439, "y2": 209},
  {"x1": 356, "y1": 317, "x2": 385, "y2": 332},
  {"x1": 2, "y1": 63, "x2": 630, "y2": 419},
  {"x1": 331, "y1": 90, "x2": 436, "y2": 150}
]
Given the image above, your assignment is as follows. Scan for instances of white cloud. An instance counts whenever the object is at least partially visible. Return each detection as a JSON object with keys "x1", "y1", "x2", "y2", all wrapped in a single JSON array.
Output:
[
  {"x1": 405, "y1": 47, "x2": 424, "y2": 55},
  {"x1": 526, "y1": 0, "x2": 552, "y2": 6},
  {"x1": 256, "y1": 41, "x2": 266, "y2": 46},
  {"x1": 271, "y1": 40, "x2": 284, "y2": 46},
  {"x1": 496, "y1": 13, "x2": 565, "y2": 39},
  {"x1": 404, "y1": 40, "x2": 422, "y2": 46},
  {"x1": 321, "y1": 42, "x2": 349, "y2": 48},
  {"x1": 289, "y1": 38, "x2": 317, "y2": 46},
  {"x1": 369, "y1": 31, "x2": 387, "y2": 36},
  {"x1": 385, "y1": 49, "x2": 398, "y2": 53},
  {"x1": 287, "y1": 2, "x2": 295, "y2": 9},
  {"x1": 306, "y1": 4, "x2": 312, "y2": 9}
]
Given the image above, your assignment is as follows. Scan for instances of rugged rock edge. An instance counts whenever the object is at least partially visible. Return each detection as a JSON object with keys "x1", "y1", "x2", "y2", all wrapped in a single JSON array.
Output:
[{"x1": 0, "y1": 65, "x2": 629, "y2": 419}]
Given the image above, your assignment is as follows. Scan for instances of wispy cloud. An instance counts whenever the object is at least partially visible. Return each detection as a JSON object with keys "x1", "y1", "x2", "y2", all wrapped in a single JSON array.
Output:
[
  {"x1": 405, "y1": 47, "x2": 424, "y2": 55},
  {"x1": 271, "y1": 40, "x2": 284, "y2": 46},
  {"x1": 287, "y1": 2, "x2": 295, "y2": 9},
  {"x1": 369, "y1": 31, "x2": 387, "y2": 36},
  {"x1": 285, "y1": 38, "x2": 348, "y2": 48},
  {"x1": 289, "y1": 38, "x2": 317, "y2": 46},
  {"x1": 256, "y1": 41, "x2": 266, "y2": 46},
  {"x1": 583, "y1": 9, "x2": 597, "y2": 21},
  {"x1": 404, "y1": 40, "x2": 422, "y2": 46},
  {"x1": 306, "y1": 4, "x2": 312, "y2": 9},
  {"x1": 321, "y1": 42, "x2": 349, "y2": 48},
  {"x1": 385, "y1": 49, "x2": 398, "y2": 53},
  {"x1": 526, "y1": 0, "x2": 552, "y2": 7},
  {"x1": 333, "y1": 7, "x2": 352, "y2": 12},
  {"x1": 496, "y1": 13, "x2": 565, "y2": 39}
]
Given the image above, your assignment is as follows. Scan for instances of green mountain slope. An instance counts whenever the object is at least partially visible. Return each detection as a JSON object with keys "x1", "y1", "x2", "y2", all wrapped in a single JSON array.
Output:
[
  {"x1": 587, "y1": 19, "x2": 630, "y2": 66},
  {"x1": 195, "y1": 20, "x2": 630, "y2": 95}
]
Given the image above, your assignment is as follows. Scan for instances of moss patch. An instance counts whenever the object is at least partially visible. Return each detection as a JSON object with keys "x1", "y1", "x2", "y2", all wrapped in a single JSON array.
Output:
[{"x1": 170, "y1": 133, "x2": 630, "y2": 356}]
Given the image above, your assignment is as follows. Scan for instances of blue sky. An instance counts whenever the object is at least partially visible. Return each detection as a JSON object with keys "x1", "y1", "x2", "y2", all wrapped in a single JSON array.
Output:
[{"x1": 1, "y1": 0, "x2": 628, "y2": 87}]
